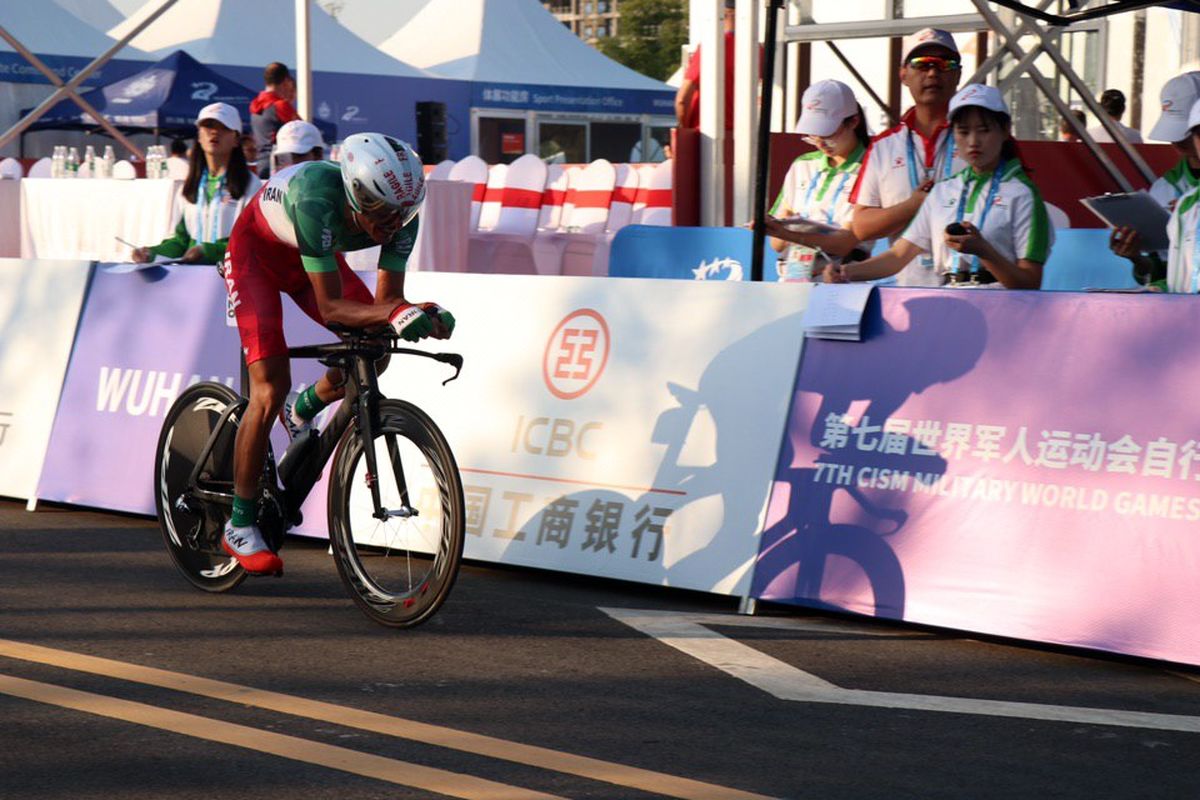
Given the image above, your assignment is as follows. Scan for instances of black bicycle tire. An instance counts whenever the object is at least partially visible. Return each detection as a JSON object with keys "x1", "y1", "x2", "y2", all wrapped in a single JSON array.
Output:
[
  {"x1": 327, "y1": 399, "x2": 465, "y2": 627},
  {"x1": 154, "y1": 381, "x2": 246, "y2": 593}
]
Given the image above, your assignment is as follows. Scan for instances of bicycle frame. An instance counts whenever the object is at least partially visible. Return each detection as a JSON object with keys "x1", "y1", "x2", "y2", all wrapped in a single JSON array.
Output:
[{"x1": 182, "y1": 333, "x2": 463, "y2": 531}]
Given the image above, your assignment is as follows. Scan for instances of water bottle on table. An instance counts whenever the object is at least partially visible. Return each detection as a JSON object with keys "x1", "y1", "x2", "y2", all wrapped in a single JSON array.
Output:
[{"x1": 65, "y1": 146, "x2": 79, "y2": 178}]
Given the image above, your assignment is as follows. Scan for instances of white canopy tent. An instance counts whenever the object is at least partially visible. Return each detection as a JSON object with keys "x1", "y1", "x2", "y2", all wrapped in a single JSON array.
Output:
[
  {"x1": 379, "y1": 0, "x2": 675, "y2": 164},
  {"x1": 0, "y1": 1, "x2": 153, "y2": 156},
  {"x1": 104, "y1": 0, "x2": 467, "y2": 150},
  {"x1": 111, "y1": 0, "x2": 431, "y2": 78}
]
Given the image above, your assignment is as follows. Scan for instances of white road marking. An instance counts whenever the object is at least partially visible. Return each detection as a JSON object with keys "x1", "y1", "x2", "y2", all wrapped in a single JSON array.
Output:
[{"x1": 601, "y1": 608, "x2": 1200, "y2": 734}]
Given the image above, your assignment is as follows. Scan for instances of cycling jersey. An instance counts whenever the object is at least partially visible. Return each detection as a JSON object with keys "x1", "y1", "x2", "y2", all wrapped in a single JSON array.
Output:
[
  {"x1": 225, "y1": 160, "x2": 417, "y2": 364},
  {"x1": 252, "y1": 160, "x2": 417, "y2": 275}
]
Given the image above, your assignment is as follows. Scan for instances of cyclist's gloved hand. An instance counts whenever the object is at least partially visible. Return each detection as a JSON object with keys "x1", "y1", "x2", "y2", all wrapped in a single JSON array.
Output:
[
  {"x1": 419, "y1": 302, "x2": 455, "y2": 339},
  {"x1": 389, "y1": 302, "x2": 433, "y2": 342}
]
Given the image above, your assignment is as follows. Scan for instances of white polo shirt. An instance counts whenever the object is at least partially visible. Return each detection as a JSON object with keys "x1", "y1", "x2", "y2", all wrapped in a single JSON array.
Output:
[
  {"x1": 1166, "y1": 187, "x2": 1200, "y2": 293},
  {"x1": 850, "y1": 108, "x2": 967, "y2": 284},
  {"x1": 772, "y1": 143, "x2": 865, "y2": 229},
  {"x1": 1150, "y1": 158, "x2": 1200, "y2": 210},
  {"x1": 900, "y1": 160, "x2": 1054, "y2": 285}
]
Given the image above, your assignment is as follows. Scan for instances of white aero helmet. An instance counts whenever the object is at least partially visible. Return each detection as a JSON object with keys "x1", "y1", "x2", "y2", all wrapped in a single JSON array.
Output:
[{"x1": 339, "y1": 132, "x2": 425, "y2": 228}]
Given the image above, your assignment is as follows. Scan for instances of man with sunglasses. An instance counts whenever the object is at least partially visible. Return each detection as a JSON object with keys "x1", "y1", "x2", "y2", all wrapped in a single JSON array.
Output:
[
  {"x1": 850, "y1": 28, "x2": 966, "y2": 286},
  {"x1": 219, "y1": 132, "x2": 455, "y2": 574}
]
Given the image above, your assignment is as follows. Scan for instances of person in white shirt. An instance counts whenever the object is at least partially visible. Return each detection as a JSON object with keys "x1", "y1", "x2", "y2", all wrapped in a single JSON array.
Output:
[
  {"x1": 850, "y1": 27, "x2": 967, "y2": 286},
  {"x1": 763, "y1": 80, "x2": 872, "y2": 281},
  {"x1": 1153, "y1": 99, "x2": 1200, "y2": 293},
  {"x1": 1087, "y1": 89, "x2": 1144, "y2": 144},
  {"x1": 832, "y1": 84, "x2": 1052, "y2": 290},
  {"x1": 165, "y1": 138, "x2": 190, "y2": 180},
  {"x1": 1109, "y1": 72, "x2": 1200, "y2": 285},
  {"x1": 131, "y1": 103, "x2": 262, "y2": 265},
  {"x1": 270, "y1": 119, "x2": 325, "y2": 175}
]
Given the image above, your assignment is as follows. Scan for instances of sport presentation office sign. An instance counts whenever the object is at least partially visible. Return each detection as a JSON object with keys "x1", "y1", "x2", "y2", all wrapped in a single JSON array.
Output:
[{"x1": 386, "y1": 273, "x2": 810, "y2": 596}]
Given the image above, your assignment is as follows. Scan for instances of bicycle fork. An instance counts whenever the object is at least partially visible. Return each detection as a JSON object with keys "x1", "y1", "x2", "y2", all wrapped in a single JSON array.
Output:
[{"x1": 351, "y1": 356, "x2": 416, "y2": 523}]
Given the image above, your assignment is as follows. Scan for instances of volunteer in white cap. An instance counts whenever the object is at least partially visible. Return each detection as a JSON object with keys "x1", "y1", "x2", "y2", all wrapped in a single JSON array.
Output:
[
  {"x1": 1160, "y1": 99, "x2": 1200, "y2": 293},
  {"x1": 833, "y1": 85, "x2": 1051, "y2": 290},
  {"x1": 270, "y1": 119, "x2": 325, "y2": 174},
  {"x1": 1108, "y1": 72, "x2": 1200, "y2": 286},
  {"x1": 849, "y1": 27, "x2": 967, "y2": 286},
  {"x1": 763, "y1": 79, "x2": 874, "y2": 281},
  {"x1": 132, "y1": 102, "x2": 261, "y2": 264}
]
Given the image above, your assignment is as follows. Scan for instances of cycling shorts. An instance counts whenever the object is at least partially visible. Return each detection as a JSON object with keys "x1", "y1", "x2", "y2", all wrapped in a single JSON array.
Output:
[{"x1": 225, "y1": 198, "x2": 373, "y2": 364}]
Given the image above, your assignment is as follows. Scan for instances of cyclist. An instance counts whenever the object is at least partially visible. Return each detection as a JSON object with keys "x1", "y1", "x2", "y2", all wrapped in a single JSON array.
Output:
[{"x1": 221, "y1": 132, "x2": 454, "y2": 575}]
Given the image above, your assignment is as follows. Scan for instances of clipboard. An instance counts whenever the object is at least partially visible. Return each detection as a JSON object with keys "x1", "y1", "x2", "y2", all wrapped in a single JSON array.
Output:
[
  {"x1": 774, "y1": 214, "x2": 841, "y2": 236},
  {"x1": 1079, "y1": 191, "x2": 1170, "y2": 252}
]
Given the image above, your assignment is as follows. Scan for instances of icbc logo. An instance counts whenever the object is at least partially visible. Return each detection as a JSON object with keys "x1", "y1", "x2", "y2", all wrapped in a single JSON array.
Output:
[{"x1": 543, "y1": 309, "x2": 610, "y2": 400}]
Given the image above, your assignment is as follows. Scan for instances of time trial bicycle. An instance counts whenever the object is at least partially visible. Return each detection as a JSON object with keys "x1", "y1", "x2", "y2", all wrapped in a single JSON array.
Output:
[{"x1": 153, "y1": 325, "x2": 466, "y2": 627}]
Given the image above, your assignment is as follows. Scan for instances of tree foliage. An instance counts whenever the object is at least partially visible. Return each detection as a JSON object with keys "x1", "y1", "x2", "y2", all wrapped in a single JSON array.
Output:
[{"x1": 596, "y1": 0, "x2": 688, "y2": 82}]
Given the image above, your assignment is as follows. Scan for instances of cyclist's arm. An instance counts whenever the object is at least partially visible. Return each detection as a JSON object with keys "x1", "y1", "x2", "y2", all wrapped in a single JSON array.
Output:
[
  {"x1": 375, "y1": 216, "x2": 418, "y2": 306},
  {"x1": 305, "y1": 270, "x2": 395, "y2": 328}
]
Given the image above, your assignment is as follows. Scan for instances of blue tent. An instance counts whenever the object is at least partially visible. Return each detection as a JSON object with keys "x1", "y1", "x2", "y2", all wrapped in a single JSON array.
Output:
[{"x1": 26, "y1": 50, "x2": 336, "y2": 140}]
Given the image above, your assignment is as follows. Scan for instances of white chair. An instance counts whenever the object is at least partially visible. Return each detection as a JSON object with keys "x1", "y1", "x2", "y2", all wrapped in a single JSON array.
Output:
[
  {"x1": 537, "y1": 164, "x2": 570, "y2": 231},
  {"x1": 27, "y1": 157, "x2": 52, "y2": 178},
  {"x1": 111, "y1": 159, "x2": 137, "y2": 180},
  {"x1": 447, "y1": 155, "x2": 488, "y2": 229},
  {"x1": 1045, "y1": 201, "x2": 1071, "y2": 229},
  {"x1": 633, "y1": 159, "x2": 673, "y2": 226},
  {"x1": 429, "y1": 158, "x2": 455, "y2": 181},
  {"x1": 533, "y1": 159, "x2": 616, "y2": 276},
  {"x1": 475, "y1": 163, "x2": 508, "y2": 231},
  {"x1": 579, "y1": 164, "x2": 640, "y2": 277},
  {"x1": 605, "y1": 164, "x2": 639, "y2": 234},
  {"x1": 0, "y1": 157, "x2": 23, "y2": 179},
  {"x1": 468, "y1": 154, "x2": 549, "y2": 274}
]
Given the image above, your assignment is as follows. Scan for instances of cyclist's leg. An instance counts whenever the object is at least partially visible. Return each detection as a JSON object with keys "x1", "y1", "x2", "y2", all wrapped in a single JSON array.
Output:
[{"x1": 222, "y1": 245, "x2": 290, "y2": 573}]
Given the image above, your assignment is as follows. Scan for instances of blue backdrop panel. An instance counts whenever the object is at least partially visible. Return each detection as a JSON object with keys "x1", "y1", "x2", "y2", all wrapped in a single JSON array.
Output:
[
  {"x1": 609, "y1": 225, "x2": 780, "y2": 281},
  {"x1": 1042, "y1": 228, "x2": 1140, "y2": 291}
]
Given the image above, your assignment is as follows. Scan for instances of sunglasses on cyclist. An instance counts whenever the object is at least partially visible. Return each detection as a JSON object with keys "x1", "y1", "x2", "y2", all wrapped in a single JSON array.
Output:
[{"x1": 906, "y1": 55, "x2": 961, "y2": 73}]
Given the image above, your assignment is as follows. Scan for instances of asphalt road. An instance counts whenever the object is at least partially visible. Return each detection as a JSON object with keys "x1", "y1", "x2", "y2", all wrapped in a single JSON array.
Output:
[{"x1": 1, "y1": 498, "x2": 1198, "y2": 800}]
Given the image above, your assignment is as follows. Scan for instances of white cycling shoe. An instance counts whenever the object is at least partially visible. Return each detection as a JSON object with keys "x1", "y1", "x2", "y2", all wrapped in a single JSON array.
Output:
[{"x1": 222, "y1": 521, "x2": 284, "y2": 575}]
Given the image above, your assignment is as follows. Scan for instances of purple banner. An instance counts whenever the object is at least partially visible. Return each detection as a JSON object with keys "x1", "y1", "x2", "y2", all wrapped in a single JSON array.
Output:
[
  {"x1": 38, "y1": 265, "x2": 334, "y2": 519},
  {"x1": 754, "y1": 288, "x2": 1200, "y2": 666}
]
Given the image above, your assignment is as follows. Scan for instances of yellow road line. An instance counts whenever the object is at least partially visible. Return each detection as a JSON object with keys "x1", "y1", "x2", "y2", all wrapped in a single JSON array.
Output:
[
  {"x1": 0, "y1": 639, "x2": 776, "y2": 800},
  {"x1": 0, "y1": 673, "x2": 563, "y2": 800}
]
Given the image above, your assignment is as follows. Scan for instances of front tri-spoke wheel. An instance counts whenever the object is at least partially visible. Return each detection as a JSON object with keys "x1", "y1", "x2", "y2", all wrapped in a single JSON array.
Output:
[
  {"x1": 154, "y1": 382, "x2": 245, "y2": 592},
  {"x1": 327, "y1": 399, "x2": 465, "y2": 627}
]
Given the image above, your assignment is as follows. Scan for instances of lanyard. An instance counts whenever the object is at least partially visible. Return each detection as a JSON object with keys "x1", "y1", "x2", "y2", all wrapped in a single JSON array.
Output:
[
  {"x1": 1191, "y1": 209, "x2": 1200, "y2": 293},
  {"x1": 802, "y1": 166, "x2": 853, "y2": 225},
  {"x1": 951, "y1": 161, "x2": 1006, "y2": 276},
  {"x1": 193, "y1": 168, "x2": 226, "y2": 244},
  {"x1": 906, "y1": 127, "x2": 955, "y2": 191}
]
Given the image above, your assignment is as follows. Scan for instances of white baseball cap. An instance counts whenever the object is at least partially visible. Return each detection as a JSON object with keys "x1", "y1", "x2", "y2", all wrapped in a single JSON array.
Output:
[
  {"x1": 1186, "y1": 97, "x2": 1200, "y2": 134},
  {"x1": 1150, "y1": 72, "x2": 1200, "y2": 143},
  {"x1": 949, "y1": 84, "x2": 1009, "y2": 118},
  {"x1": 902, "y1": 28, "x2": 960, "y2": 63},
  {"x1": 275, "y1": 120, "x2": 324, "y2": 155},
  {"x1": 196, "y1": 102, "x2": 242, "y2": 132},
  {"x1": 795, "y1": 80, "x2": 858, "y2": 138}
]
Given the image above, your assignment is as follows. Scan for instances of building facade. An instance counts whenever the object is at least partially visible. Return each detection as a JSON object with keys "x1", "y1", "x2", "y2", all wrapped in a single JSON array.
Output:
[{"x1": 543, "y1": 0, "x2": 621, "y2": 45}]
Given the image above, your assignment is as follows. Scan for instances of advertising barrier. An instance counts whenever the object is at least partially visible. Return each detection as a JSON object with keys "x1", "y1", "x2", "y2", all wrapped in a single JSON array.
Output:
[
  {"x1": 35, "y1": 268, "x2": 809, "y2": 598},
  {"x1": 385, "y1": 274, "x2": 809, "y2": 595},
  {"x1": 752, "y1": 288, "x2": 1200, "y2": 666},
  {"x1": 0, "y1": 259, "x2": 91, "y2": 500},
  {"x1": 36, "y1": 264, "x2": 330, "y2": 514}
]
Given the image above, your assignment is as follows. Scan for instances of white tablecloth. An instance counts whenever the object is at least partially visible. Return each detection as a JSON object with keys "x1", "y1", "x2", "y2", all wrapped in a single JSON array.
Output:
[
  {"x1": 20, "y1": 178, "x2": 182, "y2": 261},
  {"x1": 0, "y1": 180, "x2": 21, "y2": 258}
]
